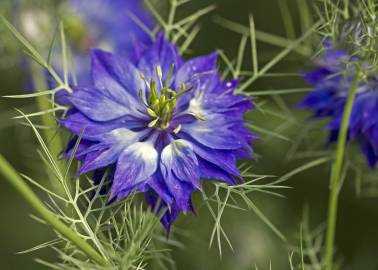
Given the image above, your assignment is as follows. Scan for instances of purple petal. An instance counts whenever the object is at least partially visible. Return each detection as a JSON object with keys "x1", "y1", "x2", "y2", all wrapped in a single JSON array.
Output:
[
  {"x1": 162, "y1": 172, "x2": 196, "y2": 213},
  {"x1": 137, "y1": 33, "x2": 182, "y2": 88},
  {"x1": 91, "y1": 49, "x2": 146, "y2": 102},
  {"x1": 187, "y1": 137, "x2": 241, "y2": 178},
  {"x1": 181, "y1": 115, "x2": 246, "y2": 150},
  {"x1": 147, "y1": 172, "x2": 174, "y2": 206},
  {"x1": 304, "y1": 68, "x2": 331, "y2": 84},
  {"x1": 111, "y1": 142, "x2": 158, "y2": 200},
  {"x1": 79, "y1": 147, "x2": 121, "y2": 174},
  {"x1": 358, "y1": 137, "x2": 378, "y2": 168},
  {"x1": 198, "y1": 157, "x2": 236, "y2": 185},
  {"x1": 68, "y1": 87, "x2": 134, "y2": 121},
  {"x1": 61, "y1": 111, "x2": 122, "y2": 140},
  {"x1": 175, "y1": 52, "x2": 218, "y2": 89},
  {"x1": 145, "y1": 190, "x2": 181, "y2": 231},
  {"x1": 160, "y1": 140, "x2": 200, "y2": 188}
]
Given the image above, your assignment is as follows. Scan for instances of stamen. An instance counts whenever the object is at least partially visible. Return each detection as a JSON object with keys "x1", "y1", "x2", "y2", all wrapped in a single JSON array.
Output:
[
  {"x1": 148, "y1": 117, "x2": 160, "y2": 128},
  {"x1": 147, "y1": 108, "x2": 157, "y2": 117},
  {"x1": 143, "y1": 63, "x2": 205, "y2": 130},
  {"x1": 173, "y1": 124, "x2": 182, "y2": 134},
  {"x1": 138, "y1": 89, "x2": 149, "y2": 107},
  {"x1": 149, "y1": 79, "x2": 158, "y2": 102},
  {"x1": 187, "y1": 112, "x2": 206, "y2": 121},
  {"x1": 165, "y1": 64, "x2": 175, "y2": 88},
  {"x1": 156, "y1": 65, "x2": 163, "y2": 88},
  {"x1": 139, "y1": 71, "x2": 151, "y2": 89}
]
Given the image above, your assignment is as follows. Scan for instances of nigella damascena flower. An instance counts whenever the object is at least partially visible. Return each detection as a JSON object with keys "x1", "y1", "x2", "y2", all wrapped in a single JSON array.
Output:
[
  {"x1": 299, "y1": 41, "x2": 378, "y2": 167},
  {"x1": 61, "y1": 34, "x2": 256, "y2": 229},
  {"x1": 59, "y1": 0, "x2": 154, "y2": 83}
]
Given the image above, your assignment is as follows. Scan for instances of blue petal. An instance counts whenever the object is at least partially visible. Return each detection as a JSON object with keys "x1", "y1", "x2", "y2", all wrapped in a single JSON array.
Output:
[
  {"x1": 68, "y1": 87, "x2": 137, "y2": 121},
  {"x1": 299, "y1": 88, "x2": 336, "y2": 111},
  {"x1": 321, "y1": 48, "x2": 348, "y2": 69},
  {"x1": 304, "y1": 68, "x2": 331, "y2": 84},
  {"x1": 145, "y1": 190, "x2": 181, "y2": 231},
  {"x1": 77, "y1": 128, "x2": 142, "y2": 174},
  {"x1": 79, "y1": 147, "x2": 121, "y2": 174},
  {"x1": 198, "y1": 157, "x2": 236, "y2": 185},
  {"x1": 137, "y1": 33, "x2": 182, "y2": 89},
  {"x1": 65, "y1": 137, "x2": 93, "y2": 160},
  {"x1": 188, "y1": 87, "x2": 253, "y2": 118},
  {"x1": 114, "y1": 182, "x2": 149, "y2": 200},
  {"x1": 91, "y1": 49, "x2": 146, "y2": 102},
  {"x1": 147, "y1": 171, "x2": 174, "y2": 206},
  {"x1": 162, "y1": 172, "x2": 195, "y2": 213},
  {"x1": 185, "y1": 136, "x2": 241, "y2": 178},
  {"x1": 99, "y1": 128, "x2": 142, "y2": 145},
  {"x1": 61, "y1": 111, "x2": 124, "y2": 140},
  {"x1": 111, "y1": 142, "x2": 158, "y2": 200},
  {"x1": 160, "y1": 140, "x2": 200, "y2": 188},
  {"x1": 175, "y1": 52, "x2": 218, "y2": 89},
  {"x1": 181, "y1": 115, "x2": 246, "y2": 150},
  {"x1": 358, "y1": 137, "x2": 378, "y2": 168}
]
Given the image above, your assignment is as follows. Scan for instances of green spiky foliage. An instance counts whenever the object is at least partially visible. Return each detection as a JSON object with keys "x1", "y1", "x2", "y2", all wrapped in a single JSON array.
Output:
[{"x1": 0, "y1": 112, "x2": 176, "y2": 269}]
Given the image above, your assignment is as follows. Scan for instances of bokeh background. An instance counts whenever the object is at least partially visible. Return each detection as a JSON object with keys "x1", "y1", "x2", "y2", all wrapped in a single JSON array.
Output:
[{"x1": 1, "y1": 0, "x2": 378, "y2": 269}]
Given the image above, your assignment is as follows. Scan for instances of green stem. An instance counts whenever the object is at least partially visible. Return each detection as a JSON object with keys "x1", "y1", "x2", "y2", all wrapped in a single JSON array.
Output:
[
  {"x1": 324, "y1": 66, "x2": 361, "y2": 270},
  {"x1": 30, "y1": 62, "x2": 64, "y2": 164},
  {"x1": 0, "y1": 154, "x2": 111, "y2": 267}
]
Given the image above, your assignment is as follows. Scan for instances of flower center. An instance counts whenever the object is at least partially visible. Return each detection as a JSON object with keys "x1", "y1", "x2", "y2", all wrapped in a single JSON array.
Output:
[{"x1": 140, "y1": 65, "x2": 205, "y2": 130}]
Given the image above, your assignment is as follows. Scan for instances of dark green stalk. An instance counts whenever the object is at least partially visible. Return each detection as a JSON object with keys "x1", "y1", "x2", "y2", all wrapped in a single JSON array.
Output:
[
  {"x1": 30, "y1": 62, "x2": 64, "y2": 166},
  {"x1": 324, "y1": 66, "x2": 361, "y2": 270},
  {"x1": 0, "y1": 154, "x2": 111, "y2": 267}
]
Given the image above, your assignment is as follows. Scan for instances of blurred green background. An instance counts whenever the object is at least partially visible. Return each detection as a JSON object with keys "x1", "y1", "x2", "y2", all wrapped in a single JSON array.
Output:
[{"x1": 1, "y1": 0, "x2": 378, "y2": 269}]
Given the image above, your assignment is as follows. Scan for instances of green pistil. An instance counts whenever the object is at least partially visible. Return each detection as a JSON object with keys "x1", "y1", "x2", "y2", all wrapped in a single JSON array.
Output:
[{"x1": 140, "y1": 65, "x2": 205, "y2": 129}]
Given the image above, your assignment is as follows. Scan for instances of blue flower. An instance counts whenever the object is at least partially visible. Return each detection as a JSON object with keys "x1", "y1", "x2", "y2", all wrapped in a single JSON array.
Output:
[
  {"x1": 61, "y1": 34, "x2": 256, "y2": 229},
  {"x1": 58, "y1": 0, "x2": 154, "y2": 84},
  {"x1": 300, "y1": 41, "x2": 378, "y2": 167}
]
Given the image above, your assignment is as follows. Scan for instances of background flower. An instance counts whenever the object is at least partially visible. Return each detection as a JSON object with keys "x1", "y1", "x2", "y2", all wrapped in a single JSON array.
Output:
[
  {"x1": 58, "y1": 0, "x2": 154, "y2": 84},
  {"x1": 299, "y1": 41, "x2": 378, "y2": 167},
  {"x1": 61, "y1": 33, "x2": 255, "y2": 229}
]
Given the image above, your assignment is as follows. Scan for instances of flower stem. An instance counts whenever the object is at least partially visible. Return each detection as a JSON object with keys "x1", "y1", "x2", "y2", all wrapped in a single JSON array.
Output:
[
  {"x1": 0, "y1": 154, "x2": 111, "y2": 267},
  {"x1": 324, "y1": 66, "x2": 361, "y2": 270},
  {"x1": 30, "y1": 62, "x2": 64, "y2": 165}
]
